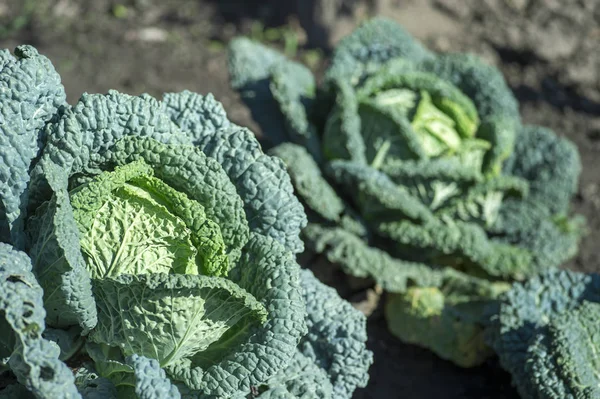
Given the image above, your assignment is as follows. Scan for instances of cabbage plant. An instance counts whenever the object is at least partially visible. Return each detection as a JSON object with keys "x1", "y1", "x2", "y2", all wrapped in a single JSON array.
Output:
[
  {"x1": 228, "y1": 18, "x2": 583, "y2": 367},
  {"x1": 0, "y1": 45, "x2": 372, "y2": 399},
  {"x1": 489, "y1": 269, "x2": 600, "y2": 399}
]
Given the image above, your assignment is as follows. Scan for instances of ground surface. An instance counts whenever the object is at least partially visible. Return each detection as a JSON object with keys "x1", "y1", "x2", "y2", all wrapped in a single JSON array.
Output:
[{"x1": 1, "y1": 0, "x2": 599, "y2": 398}]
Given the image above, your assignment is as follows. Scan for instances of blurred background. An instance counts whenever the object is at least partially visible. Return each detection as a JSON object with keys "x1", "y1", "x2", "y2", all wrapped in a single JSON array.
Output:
[{"x1": 1, "y1": 0, "x2": 598, "y2": 397}]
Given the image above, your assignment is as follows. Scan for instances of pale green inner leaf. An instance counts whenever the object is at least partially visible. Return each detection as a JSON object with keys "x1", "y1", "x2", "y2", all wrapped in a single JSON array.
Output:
[
  {"x1": 373, "y1": 88, "x2": 417, "y2": 111},
  {"x1": 373, "y1": 88, "x2": 484, "y2": 160},
  {"x1": 91, "y1": 274, "x2": 268, "y2": 368},
  {"x1": 411, "y1": 90, "x2": 462, "y2": 157},
  {"x1": 79, "y1": 183, "x2": 198, "y2": 279},
  {"x1": 70, "y1": 160, "x2": 229, "y2": 279}
]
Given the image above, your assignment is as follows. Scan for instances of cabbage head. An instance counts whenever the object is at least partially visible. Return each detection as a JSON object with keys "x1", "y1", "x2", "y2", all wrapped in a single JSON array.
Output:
[
  {"x1": 0, "y1": 45, "x2": 372, "y2": 399},
  {"x1": 228, "y1": 18, "x2": 583, "y2": 367}
]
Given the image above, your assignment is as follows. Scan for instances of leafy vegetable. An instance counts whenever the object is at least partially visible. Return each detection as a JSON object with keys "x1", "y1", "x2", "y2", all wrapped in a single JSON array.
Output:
[
  {"x1": 488, "y1": 270, "x2": 600, "y2": 399},
  {"x1": 0, "y1": 243, "x2": 80, "y2": 399},
  {"x1": 229, "y1": 17, "x2": 583, "y2": 367},
  {"x1": 0, "y1": 46, "x2": 372, "y2": 398}
]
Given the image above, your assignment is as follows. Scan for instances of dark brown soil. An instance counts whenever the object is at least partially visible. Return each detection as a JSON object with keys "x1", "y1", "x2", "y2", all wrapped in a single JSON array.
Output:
[{"x1": 1, "y1": 1, "x2": 598, "y2": 398}]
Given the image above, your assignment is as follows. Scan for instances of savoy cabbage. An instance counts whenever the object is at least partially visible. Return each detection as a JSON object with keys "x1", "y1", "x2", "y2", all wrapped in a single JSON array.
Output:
[
  {"x1": 228, "y1": 18, "x2": 583, "y2": 367},
  {"x1": 0, "y1": 45, "x2": 372, "y2": 398},
  {"x1": 489, "y1": 269, "x2": 600, "y2": 399}
]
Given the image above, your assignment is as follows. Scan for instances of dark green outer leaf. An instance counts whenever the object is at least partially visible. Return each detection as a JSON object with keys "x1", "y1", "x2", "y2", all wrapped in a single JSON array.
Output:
[
  {"x1": 126, "y1": 355, "x2": 181, "y2": 399},
  {"x1": 490, "y1": 199, "x2": 583, "y2": 272},
  {"x1": 163, "y1": 91, "x2": 307, "y2": 254},
  {"x1": 503, "y1": 125, "x2": 581, "y2": 215},
  {"x1": 248, "y1": 269, "x2": 372, "y2": 399},
  {"x1": 253, "y1": 352, "x2": 333, "y2": 399},
  {"x1": 324, "y1": 17, "x2": 434, "y2": 88},
  {"x1": 325, "y1": 160, "x2": 434, "y2": 226},
  {"x1": 303, "y1": 224, "x2": 444, "y2": 292},
  {"x1": 321, "y1": 81, "x2": 367, "y2": 164},
  {"x1": 525, "y1": 302, "x2": 600, "y2": 399},
  {"x1": 27, "y1": 191, "x2": 97, "y2": 332},
  {"x1": 0, "y1": 384, "x2": 34, "y2": 398},
  {"x1": 380, "y1": 157, "x2": 483, "y2": 185},
  {"x1": 298, "y1": 269, "x2": 372, "y2": 398},
  {"x1": 73, "y1": 364, "x2": 117, "y2": 399},
  {"x1": 488, "y1": 269, "x2": 600, "y2": 399},
  {"x1": 228, "y1": 38, "x2": 318, "y2": 152},
  {"x1": 376, "y1": 219, "x2": 534, "y2": 280},
  {"x1": 0, "y1": 243, "x2": 81, "y2": 399},
  {"x1": 269, "y1": 61, "x2": 321, "y2": 160},
  {"x1": 162, "y1": 91, "x2": 231, "y2": 142},
  {"x1": 169, "y1": 234, "x2": 307, "y2": 398},
  {"x1": 269, "y1": 143, "x2": 346, "y2": 223},
  {"x1": 0, "y1": 46, "x2": 66, "y2": 248}
]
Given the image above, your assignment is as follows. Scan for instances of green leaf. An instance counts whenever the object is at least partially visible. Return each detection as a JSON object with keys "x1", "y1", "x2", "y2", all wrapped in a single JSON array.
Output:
[
  {"x1": 27, "y1": 190, "x2": 97, "y2": 332},
  {"x1": 380, "y1": 157, "x2": 483, "y2": 186},
  {"x1": 491, "y1": 199, "x2": 583, "y2": 271},
  {"x1": 420, "y1": 54, "x2": 520, "y2": 174},
  {"x1": 528, "y1": 301, "x2": 600, "y2": 398},
  {"x1": 325, "y1": 159, "x2": 532, "y2": 278},
  {"x1": 167, "y1": 233, "x2": 306, "y2": 397},
  {"x1": 384, "y1": 265, "x2": 510, "y2": 367},
  {"x1": 162, "y1": 91, "x2": 231, "y2": 144},
  {"x1": 126, "y1": 355, "x2": 181, "y2": 399},
  {"x1": 434, "y1": 174, "x2": 528, "y2": 226},
  {"x1": 71, "y1": 160, "x2": 228, "y2": 278},
  {"x1": 28, "y1": 91, "x2": 191, "y2": 213},
  {"x1": 43, "y1": 327, "x2": 84, "y2": 361},
  {"x1": 0, "y1": 46, "x2": 66, "y2": 247},
  {"x1": 269, "y1": 143, "x2": 346, "y2": 223},
  {"x1": 303, "y1": 224, "x2": 444, "y2": 292},
  {"x1": 192, "y1": 123, "x2": 307, "y2": 255},
  {"x1": 359, "y1": 69, "x2": 480, "y2": 139},
  {"x1": 0, "y1": 243, "x2": 81, "y2": 398},
  {"x1": 90, "y1": 273, "x2": 267, "y2": 369},
  {"x1": 325, "y1": 160, "x2": 435, "y2": 225},
  {"x1": 269, "y1": 61, "x2": 321, "y2": 159},
  {"x1": 503, "y1": 125, "x2": 581, "y2": 215},
  {"x1": 489, "y1": 269, "x2": 600, "y2": 399},
  {"x1": 386, "y1": 285, "x2": 497, "y2": 368},
  {"x1": 228, "y1": 38, "x2": 317, "y2": 151},
  {"x1": 321, "y1": 80, "x2": 368, "y2": 164},
  {"x1": 376, "y1": 219, "x2": 534, "y2": 280},
  {"x1": 254, "y1": 352, "x2": 333, "y2": 399},
  {"x1": 237, "y1": 269, "x2": 372, "y2": 399},
  {"x1": 324, "y1": 17, "x2": 434, "y2": 87},
  {"x1": 298, "y1": 269, "x2": 372, "y2": 398}
]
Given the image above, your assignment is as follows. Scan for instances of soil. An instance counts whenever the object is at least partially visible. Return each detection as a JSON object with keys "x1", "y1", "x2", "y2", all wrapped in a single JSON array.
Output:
[{"x1": 1, "y1": 0, "x2": 599, "y2": 398}]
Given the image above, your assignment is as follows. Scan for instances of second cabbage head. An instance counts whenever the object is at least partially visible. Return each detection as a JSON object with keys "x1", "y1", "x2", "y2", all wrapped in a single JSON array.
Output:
[{"x1": 228, "y1": 17, "x2": 584, "y2": 367}]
